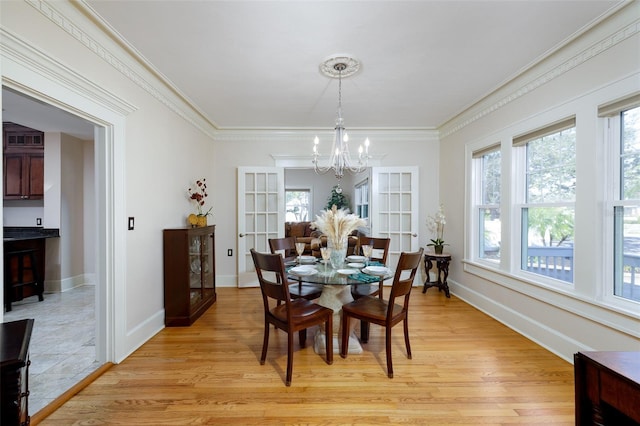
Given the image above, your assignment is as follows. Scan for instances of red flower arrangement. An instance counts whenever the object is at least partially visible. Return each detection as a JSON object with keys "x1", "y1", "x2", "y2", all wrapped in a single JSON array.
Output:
[{"x1": 188, "y1": 178, "x2": 212, "y2": 216}]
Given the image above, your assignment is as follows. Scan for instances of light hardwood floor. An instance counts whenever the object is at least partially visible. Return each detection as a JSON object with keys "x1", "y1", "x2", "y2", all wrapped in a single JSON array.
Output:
[{"x1": 37, "y1": 286, "x2": 575, "y2": 425}]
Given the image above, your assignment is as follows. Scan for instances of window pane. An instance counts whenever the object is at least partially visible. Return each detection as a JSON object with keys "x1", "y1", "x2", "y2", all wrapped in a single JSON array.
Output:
[
  {"x1": 614, "y1": 206, "x2": 640, "y2": 302},
  {"x1": 481, "y1": 151, "x2": 501, "y2": 204},
  {"x1": 521, "y1": 207, "x2": 574, "y2": 283},
  {"x1": 526, "y1": 128, "x2": 576, "y2": 203},
  {"x1": 479, "y1": 208, "x2": 500, "y2": 260},
  {"x1": 621, "y1": 106, "x2": 640, "y2": 200},
  {"x1": 285, "y1": 190, "x2": 310, "y2": 222}
]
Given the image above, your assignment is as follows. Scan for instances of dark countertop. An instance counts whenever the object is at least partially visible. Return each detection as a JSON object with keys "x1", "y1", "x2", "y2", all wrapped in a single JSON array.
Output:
[{"x1": 3, "y1": 227, "x2": 60, "y2": 242}]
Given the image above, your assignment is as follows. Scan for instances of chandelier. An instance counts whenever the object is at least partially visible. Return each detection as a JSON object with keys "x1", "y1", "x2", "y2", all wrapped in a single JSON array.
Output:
[{"x1": 313, "y1": 56, "x2": 370, "y2": 179}]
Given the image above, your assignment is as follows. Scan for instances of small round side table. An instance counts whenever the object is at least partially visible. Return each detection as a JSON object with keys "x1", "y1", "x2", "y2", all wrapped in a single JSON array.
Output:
[{"x1": 422, "y1": 252, "x2": 451, "y2": 298}]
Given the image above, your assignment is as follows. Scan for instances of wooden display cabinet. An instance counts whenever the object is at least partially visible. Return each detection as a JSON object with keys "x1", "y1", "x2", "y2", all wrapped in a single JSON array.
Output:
[
  {"x1": 163, "y1": 225, "x2": 216, "y2": 326},
  {"x1": 3, "y1": 122, "x2": 45, "y2": 200}
]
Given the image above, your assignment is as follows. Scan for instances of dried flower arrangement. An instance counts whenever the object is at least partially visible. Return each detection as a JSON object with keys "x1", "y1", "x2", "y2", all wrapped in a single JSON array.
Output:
[{"x1": 312, "y1": 205, "x2": 365, "y2": 250}]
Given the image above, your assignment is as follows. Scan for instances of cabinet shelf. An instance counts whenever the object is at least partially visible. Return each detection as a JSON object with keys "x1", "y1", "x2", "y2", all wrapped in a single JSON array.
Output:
[{"x1": 163, "y1": 226, "x2": 216, "y2": 326}]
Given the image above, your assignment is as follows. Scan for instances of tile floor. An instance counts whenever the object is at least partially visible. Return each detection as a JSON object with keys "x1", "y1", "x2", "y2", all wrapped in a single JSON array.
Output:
[{"x1": 3, "y1": 285, "x2": 100, "y2": 414}]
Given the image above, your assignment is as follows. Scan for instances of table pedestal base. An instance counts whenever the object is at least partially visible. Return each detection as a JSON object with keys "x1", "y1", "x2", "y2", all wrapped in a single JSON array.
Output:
[{"x1": 314, "y1": 284, "x2": 362, "y2": 355}]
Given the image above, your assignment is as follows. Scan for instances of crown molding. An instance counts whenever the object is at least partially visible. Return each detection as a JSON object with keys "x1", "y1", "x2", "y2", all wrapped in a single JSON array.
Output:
[
  {"x1": 25, "y1": 0, "x2": 218, "y2": 139},
  {"x1": 213, "y1": 128, "x2": 439, "y2": 143},
  {"x1": 1, "y1": 27, "x2": 137, "y2": 118},
  {"x1": 271, "y1": 153, "x2": 386, "y2": 168},
  {"x1": 439, "y1": 13, "x2": 640, "y2": 138}
]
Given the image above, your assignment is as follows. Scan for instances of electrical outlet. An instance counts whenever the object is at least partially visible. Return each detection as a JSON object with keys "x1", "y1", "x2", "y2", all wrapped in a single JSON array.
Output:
[
  {"x1": 36, "y1": 218, "x2": 42, "y2": 226},
  {"x1": 227, "y1": 249, "x2": 233, "y2": 256}
]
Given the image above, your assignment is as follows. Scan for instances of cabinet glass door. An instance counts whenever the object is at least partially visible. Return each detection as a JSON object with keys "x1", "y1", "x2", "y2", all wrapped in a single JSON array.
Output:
[{"x1": 189, "y1": 234, "x2": 204, "y2": 307}]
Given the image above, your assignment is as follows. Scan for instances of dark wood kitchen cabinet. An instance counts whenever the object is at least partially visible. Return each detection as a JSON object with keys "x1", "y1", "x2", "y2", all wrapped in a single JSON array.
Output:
[
  {"x1": 163, "y1": 226, "x2": 216, "y2": 326},
  {"x1": 3, "y1": 123, "x2": 44, "y2": 200},
  {"x1": 1, "y1": 319, "x2": 34, "y2": 426}
]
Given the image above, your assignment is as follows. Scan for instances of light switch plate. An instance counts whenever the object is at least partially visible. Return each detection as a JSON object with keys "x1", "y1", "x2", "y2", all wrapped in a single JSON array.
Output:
[{"x1": 128, "y1": 217, "x2": 134, "y2": 230}]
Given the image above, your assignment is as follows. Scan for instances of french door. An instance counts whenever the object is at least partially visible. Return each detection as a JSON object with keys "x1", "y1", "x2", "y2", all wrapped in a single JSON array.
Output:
[
  {"x1": 236, "y1": 167, "x2": 285, "y2": 287},
  {"x1": 370, "y1": 167, "x2": 420, "y2": 271}
]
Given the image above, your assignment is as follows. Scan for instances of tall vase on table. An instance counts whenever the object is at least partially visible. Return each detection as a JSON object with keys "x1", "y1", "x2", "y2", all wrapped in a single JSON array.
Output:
[{"x1": 328, "y1": 237, "x2": 347, "y2": 269}]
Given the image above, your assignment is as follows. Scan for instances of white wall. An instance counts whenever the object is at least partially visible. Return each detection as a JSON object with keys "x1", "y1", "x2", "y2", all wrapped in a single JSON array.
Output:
[
  {"x1": 439, "y1": 3, "x2": 640, "y2": 360},
  {"x1": 1, "y1": 0, "x2": 216, "y2": 361}
]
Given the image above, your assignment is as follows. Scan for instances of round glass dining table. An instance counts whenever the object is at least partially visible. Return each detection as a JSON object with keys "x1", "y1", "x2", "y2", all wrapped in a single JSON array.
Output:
[{"x1": 287, "y1": 260, "x2": 393, "y2": 355}]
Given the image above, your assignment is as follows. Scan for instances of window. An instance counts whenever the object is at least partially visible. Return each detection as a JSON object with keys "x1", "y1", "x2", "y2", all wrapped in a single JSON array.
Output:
[
  {"x1": 285, "y1": 189, "x2": 310, "y2": 222},
  {"x1": 473, "y1": 145, "x2": 501, "y2": 261},
  {"x1": 515, "y1": 118, "x2": 576, "y2": 284},
  {"x1": 354, "y1": 179, "x2": 369, "y2": 220},
  {"x1": 601, "y1": 96, "x2": 640, "y2": 303}
]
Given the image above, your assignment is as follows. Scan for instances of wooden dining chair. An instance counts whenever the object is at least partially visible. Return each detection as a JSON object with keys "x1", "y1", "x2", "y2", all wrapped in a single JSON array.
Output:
[
  {"x1": 351, "y1": 236, "x2": 391, "y2": 299},
  {"x1": 251, "y1": 249, "x2": 333, "y2": 386},
  {"x1": 340, "y1": 248, "x2": 424, "y2": 378},
  {"x1": 351, "y1": 236, "x2": 391, "y2": 342},
  {"x1": 269, "y1": 237, "x2": 323, "y2": 300}
]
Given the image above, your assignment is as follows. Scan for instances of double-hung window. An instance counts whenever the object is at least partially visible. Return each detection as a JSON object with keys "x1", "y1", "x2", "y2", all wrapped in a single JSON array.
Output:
[
  {"x1": 600, "y1": 95, "x2": 640, "y2": 303},
  {"x1": 473, "y1": 145, "x2": 501, "y2": 261},
  {"x1": 514, "y1": 117, "x2": 576, "y2": 284}
]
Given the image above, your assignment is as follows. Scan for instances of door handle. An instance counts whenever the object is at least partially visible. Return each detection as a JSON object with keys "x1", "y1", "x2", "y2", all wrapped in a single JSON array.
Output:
[
  {"x1": 239, "y1": 233, "x2": 246, "y2": 238},
  {"x1": 412, "y1": 233, "x2": 417, "y2": 237}
]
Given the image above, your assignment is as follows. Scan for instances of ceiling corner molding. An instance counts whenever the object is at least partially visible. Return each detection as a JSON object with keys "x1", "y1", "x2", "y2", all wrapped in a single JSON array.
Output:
[
  {"x1": 24, "y1": 0, "x2": 218, "y2": 139},
  {"x1": 439, "y1": 15, "x2": 640, "y2": 139},
  {"x1": 1, "y1": 27, "x2": 137, "y2": 118},
  {"x1": 271, "y1": 153, "x2": 386, "y2": 168},
  {"x1": 214, "y1": 128, "x2": 438, "y2": 144}
]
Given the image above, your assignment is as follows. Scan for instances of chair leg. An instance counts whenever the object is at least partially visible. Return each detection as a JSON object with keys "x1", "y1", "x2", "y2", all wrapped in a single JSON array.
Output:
[
  {"x1": 299, "y1": 329, "x2": 307, "y2": 347},
  {"x1": 260, "y1": 321, "x2": 270, "y2": 365},
  {"x1": 385, "y1": 327, "x2": 393, "y2": 378},
  {"x1": 404, "y1": 318, "x2": 412, "y2": 359},
  {"x1": 340, "y1": 313, "x2": 350, "y2": 358},
  {"x1": 325, "y1": 315, "x2": 333, "y2": 364},
  {"x1": 360, "y1": 320, "x2": 370, "y2": 343},
  {"x1": 286, "y1": 329, "x2": 294, "y2": 386}
]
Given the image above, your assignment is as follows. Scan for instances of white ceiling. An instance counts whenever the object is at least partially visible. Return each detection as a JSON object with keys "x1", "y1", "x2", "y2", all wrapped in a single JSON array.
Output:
[{"x1": 2, "y1": 1, "x2": 625, "y2": 137}]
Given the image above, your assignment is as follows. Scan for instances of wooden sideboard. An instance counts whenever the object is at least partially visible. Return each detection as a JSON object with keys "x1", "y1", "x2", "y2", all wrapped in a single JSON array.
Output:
[{"x1": 574, "y1": 351, "x2": 640, "y2": 425}]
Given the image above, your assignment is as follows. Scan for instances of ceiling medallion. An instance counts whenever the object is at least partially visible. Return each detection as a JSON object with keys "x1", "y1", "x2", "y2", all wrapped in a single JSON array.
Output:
[{"x1": 319, "y1": 55, "x2": 360, "y2": 79}]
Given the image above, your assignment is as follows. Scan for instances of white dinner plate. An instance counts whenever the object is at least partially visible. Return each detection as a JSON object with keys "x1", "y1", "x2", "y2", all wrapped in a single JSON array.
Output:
[
  {"x1": 347, "y1": 262, "x2": 365, "y2": 268},
  {"x1": 362, "y1": 266, "x2": 390, "y2": 276},
  {"x1": 346, "y1": 255, "x2": 366, "y2": 262},
  {"x1": 337, "y1": 269, "x2": 358, "y2": 275},
  {"x1": 289, "y1": 266, "x2": 317, "y2": 276},
  {"x1": 299, "y1": 255, "x2": 317, "y2": 263}
]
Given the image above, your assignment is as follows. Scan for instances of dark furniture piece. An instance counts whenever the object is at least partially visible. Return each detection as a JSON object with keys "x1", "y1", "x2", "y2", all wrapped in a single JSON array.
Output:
[
  {"x1": 351, "y1": 236, "x2": 391, "y2": 299},
  {"x1": 1, "y1": 319, "x2": 34, "y2": 426},
  {"x1": 422, "y1": 252, "x2": 451, "y2": 298},
  {"x1": 268, "y1": 237, "x2": 323, "y2": 301},
  {"x1": 2, "y1": 228, "x2": 58, "y2": 312},
  {"x1": 574, "y1": 351, "x2": 640, "y2": 425},
  {"x1": 351, "y1": 236, "x2": 391, "y2": 342},
  {"x1": 251, "y1": 249, "x2": 333, "y2": 386},
  {"x1": 340, "y1": 248, "x2": 423, "y2": 378},
  {"x1": 4, "y1": 249, "x2": 43, "y2": 312},
  {"x1": 3, "y1": 122, "x2": 44, "y2": 201},
  {"x1": 163, "y1": 225, "x2": 216, "y2": 326}
]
